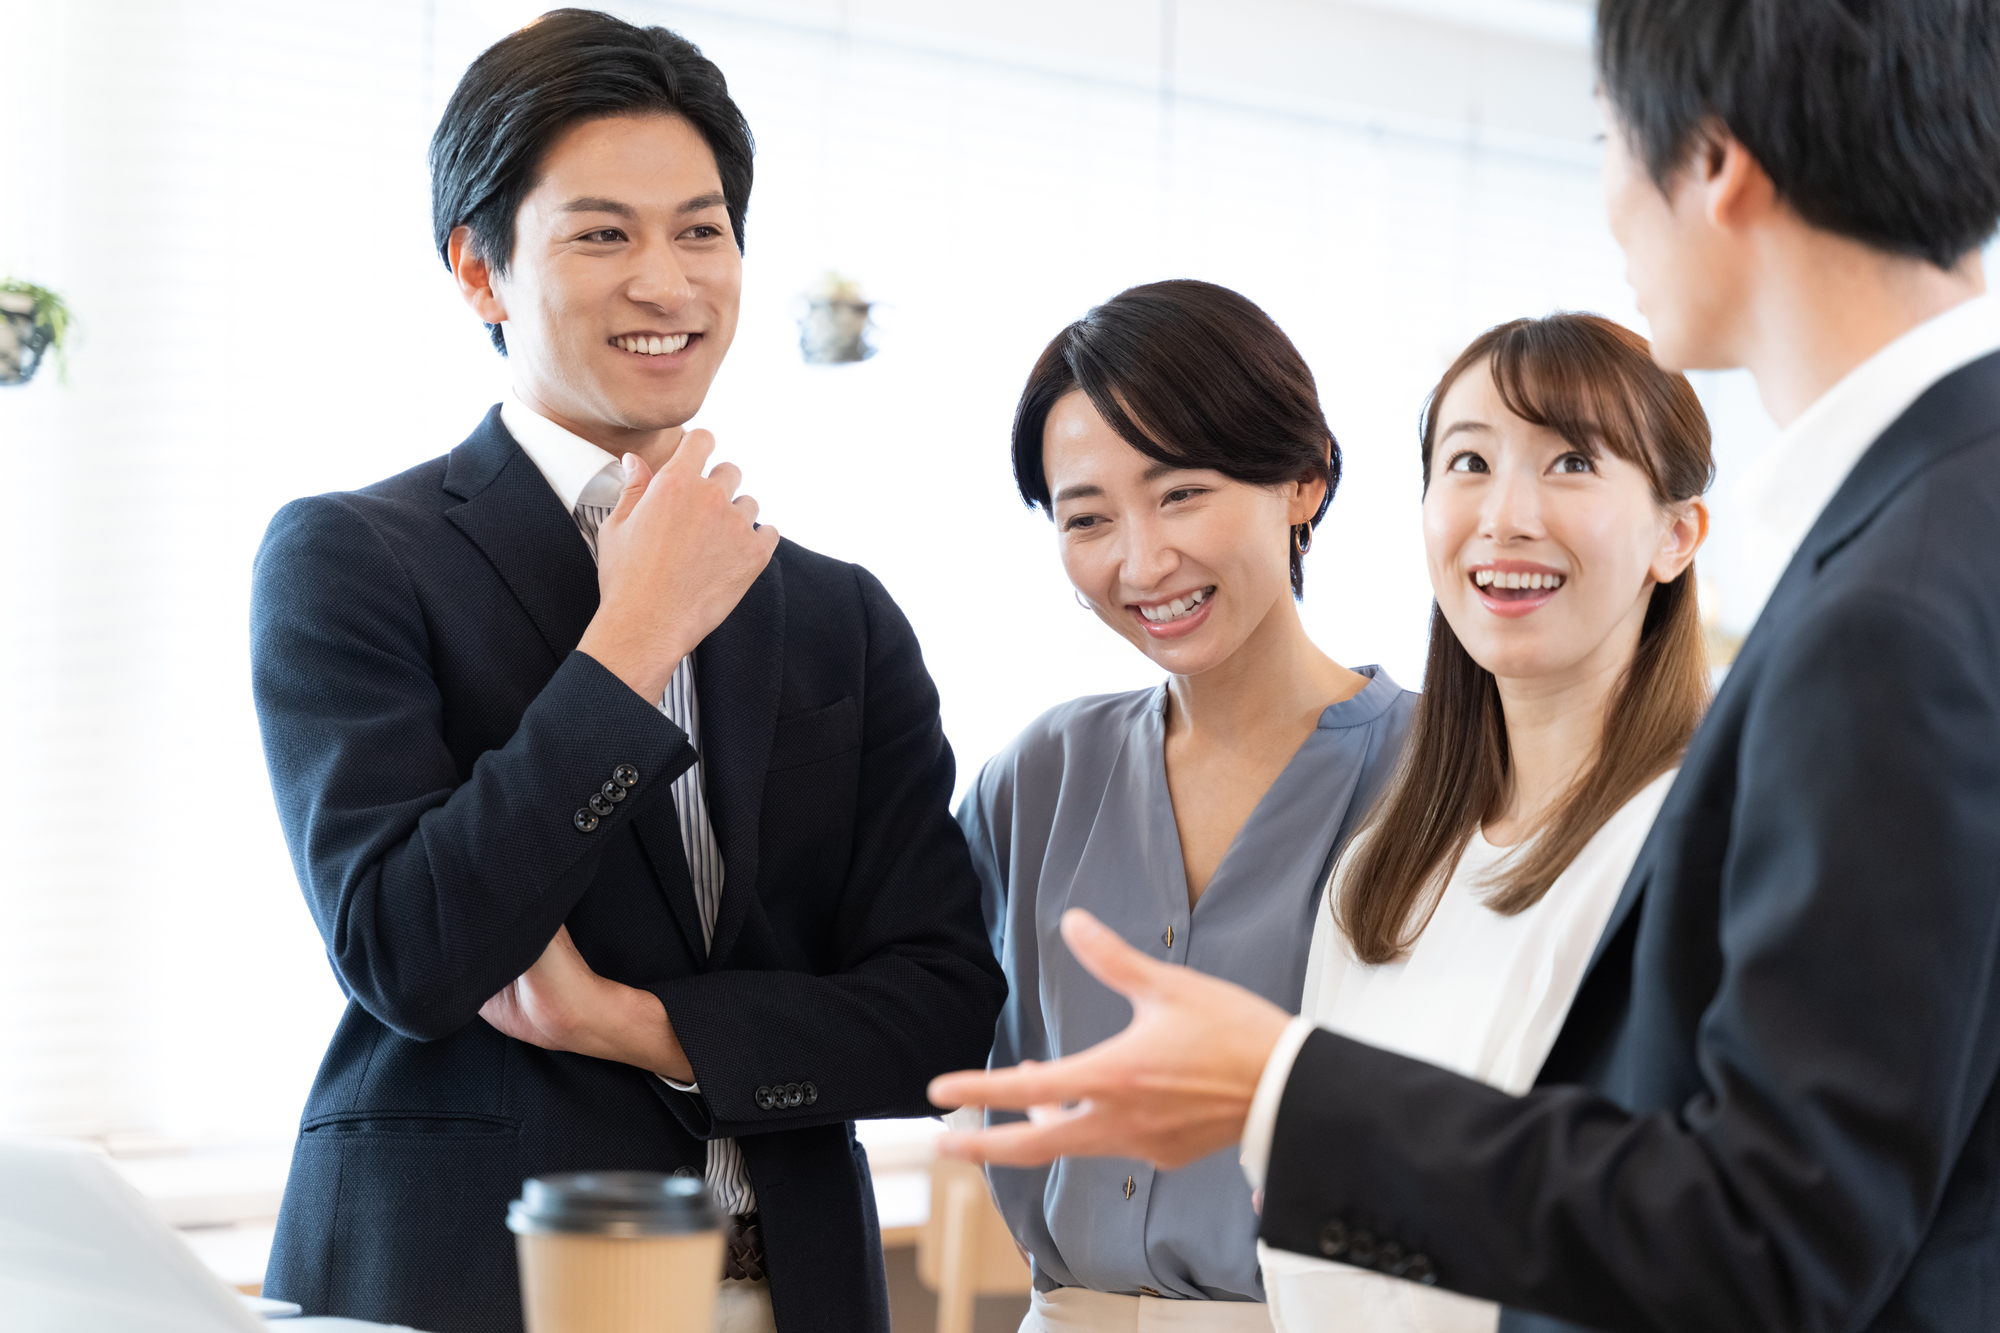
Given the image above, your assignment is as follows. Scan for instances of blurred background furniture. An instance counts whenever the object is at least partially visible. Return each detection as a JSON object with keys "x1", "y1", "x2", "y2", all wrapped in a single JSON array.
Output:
[{"x1": 917, "y1": 1157, "x2": 1034, "y2": 1333}]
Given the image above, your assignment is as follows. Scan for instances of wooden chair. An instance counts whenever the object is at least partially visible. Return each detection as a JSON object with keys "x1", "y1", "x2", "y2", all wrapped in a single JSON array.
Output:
[{"x1": 915, "y1": 1157, "x2": 1033, "y2": 1333}]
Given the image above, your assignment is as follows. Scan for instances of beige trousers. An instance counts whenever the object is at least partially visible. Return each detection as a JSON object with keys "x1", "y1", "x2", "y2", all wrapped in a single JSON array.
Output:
[{"x1": 1020, "y1": 1287, "x2": 1275, "y2": 1333}]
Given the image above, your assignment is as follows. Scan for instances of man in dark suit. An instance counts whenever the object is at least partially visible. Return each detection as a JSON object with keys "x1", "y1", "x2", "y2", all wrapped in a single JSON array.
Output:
[
  {"x1": 250, "y1": 13, "x2": 1004, "y2": 1332},
  {"x1": 928, "y1": 2, "x2": 2000, "y2": 1329}
]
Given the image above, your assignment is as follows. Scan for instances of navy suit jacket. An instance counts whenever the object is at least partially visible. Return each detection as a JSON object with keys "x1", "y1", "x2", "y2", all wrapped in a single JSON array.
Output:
[
  {"x1": 1259, "y1": 351, "x2": 2000, "y2": 1331},
  {"x1": 250, "y1": 407, "x2": 1006, "y2": 1333}
]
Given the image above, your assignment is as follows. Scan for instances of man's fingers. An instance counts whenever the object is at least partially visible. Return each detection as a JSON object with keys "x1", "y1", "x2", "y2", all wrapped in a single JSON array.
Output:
[
  {"x1": 1060, "y1": 908, "x2": 1174, "y2": 1004},
  {"x1": 929, "y1": 1055, "x2": 1099, "y2": 1112},
  {"x1": 934, "y1": 1114, "x2": 1112, "y2": 1169},
  {"x1": 706, "y1": 460, "x2": 743, "y2": 500},
  {"x1": 671, "y1": 429, "x2": 716, "y2": 474},
  {"x1": 612, "y1": 452, "x2": 653, "y2": 522},
  {"x1": 733, "y1": 493, "x2": 761, "y2": 526}
]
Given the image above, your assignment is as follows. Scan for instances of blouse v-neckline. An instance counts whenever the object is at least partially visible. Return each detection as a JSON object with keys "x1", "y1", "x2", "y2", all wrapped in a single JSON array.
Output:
[{"x1": 1141, "y1": 670, "x2": 1397, "y2": 915}]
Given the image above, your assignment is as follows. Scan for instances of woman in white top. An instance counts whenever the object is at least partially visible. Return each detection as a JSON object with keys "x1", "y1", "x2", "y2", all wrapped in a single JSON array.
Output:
[{"x1": 1259, "y1": 313, "x2": 1714, "y2": 1333}]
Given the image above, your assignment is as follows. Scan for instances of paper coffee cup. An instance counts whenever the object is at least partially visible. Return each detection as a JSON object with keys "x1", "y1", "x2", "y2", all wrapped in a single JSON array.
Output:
[{"x1": 508, "y1": 1172, "x2": 724, "y2": 1333}]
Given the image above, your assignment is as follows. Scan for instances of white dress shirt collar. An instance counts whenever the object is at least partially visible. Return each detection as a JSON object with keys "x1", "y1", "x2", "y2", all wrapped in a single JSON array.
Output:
[
  {"x1": 1734, "y1": 293, "x2": 2000, "y2": 573},
  {"x1": 500, "y1": 391, "x2": 626, "y2": 513}
]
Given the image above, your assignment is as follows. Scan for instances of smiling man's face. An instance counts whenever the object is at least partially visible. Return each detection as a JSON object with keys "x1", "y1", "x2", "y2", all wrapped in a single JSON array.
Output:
[{"x1": 488, "y1": 112, "x2": 742, "y2": 445}]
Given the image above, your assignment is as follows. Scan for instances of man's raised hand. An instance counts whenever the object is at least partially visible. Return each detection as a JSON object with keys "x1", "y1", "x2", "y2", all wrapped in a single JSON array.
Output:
[
  {"x1": 926, "y1": 908, "x2": 1294, "y2": 1171},
  {"x1": 577, "y1": 429, "x2": 779, "y2": 704}
]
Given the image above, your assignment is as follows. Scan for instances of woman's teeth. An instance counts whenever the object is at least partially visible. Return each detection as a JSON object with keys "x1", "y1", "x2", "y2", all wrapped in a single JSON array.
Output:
[
  {"x1": 1474, "y1": 569, "x2": 1565, "y2": 591},
  {"x1": 1139, "y1": 588, "x2": 1213, "y2": 623},
  {"x1": 614, "y1": 334, "x2": 691, "y2": 356}
]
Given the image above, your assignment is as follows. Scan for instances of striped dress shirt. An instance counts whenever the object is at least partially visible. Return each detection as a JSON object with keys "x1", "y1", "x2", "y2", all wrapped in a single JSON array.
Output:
[{"x1": 503, "y1": 396, "x2": 756, "y2": 1217}]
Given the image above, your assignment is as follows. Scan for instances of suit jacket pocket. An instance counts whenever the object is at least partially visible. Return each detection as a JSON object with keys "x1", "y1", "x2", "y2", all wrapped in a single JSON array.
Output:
[
  {"x1": 301, "y1": 1109, "x2": 520, "y2": 1137},
  {"x1": 272, "y1": 1111, "x2": 524, "y2": 1326},
  {"x1": 768, "y1": 696, "x2": 861, "y2": 773}
]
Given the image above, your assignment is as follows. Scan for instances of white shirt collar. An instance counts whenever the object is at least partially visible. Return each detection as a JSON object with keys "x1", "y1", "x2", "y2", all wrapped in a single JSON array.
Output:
[
  {"x1": 499, "y1": 391, "x2": 626, "y2": 513},
  {"x1": 1734, "y1": 293, "x2": 2000, "y2": 573}
]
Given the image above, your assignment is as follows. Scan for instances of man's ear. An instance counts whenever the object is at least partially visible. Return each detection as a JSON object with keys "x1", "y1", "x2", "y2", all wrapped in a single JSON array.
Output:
[
  {"x1": 1694, "y1": 124, "x2": 1777, "y2": 235},
  {"x1": 447, "y1": 225, "x2": 508, "y2": 326},
  {"x1": 1652, "y1": 496, "x2": 1710, "y2": 584}
]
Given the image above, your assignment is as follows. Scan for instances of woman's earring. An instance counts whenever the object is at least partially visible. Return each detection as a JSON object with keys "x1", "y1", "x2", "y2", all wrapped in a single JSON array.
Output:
[
  {"x1": 1075, "y1": 590, "x2": 1094, "y2": 611},
  {"x1": 1294, "y1": 523, "x2": 1313, "y2": 557}
]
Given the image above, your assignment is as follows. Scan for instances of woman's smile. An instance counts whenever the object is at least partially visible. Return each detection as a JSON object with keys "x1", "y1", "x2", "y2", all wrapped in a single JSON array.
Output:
[
  {"x1": 1130, "y1": 585, "x2": 1217, "y2": 638},
  {"x1": 1469, "y1": 561, "x2": 1569, "y2": 619}
]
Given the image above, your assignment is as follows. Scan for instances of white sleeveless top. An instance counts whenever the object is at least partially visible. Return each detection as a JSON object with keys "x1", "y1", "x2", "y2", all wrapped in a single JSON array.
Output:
[{"x1": 1258, "y1": 769, "x2": 1678, "y2": 1333}]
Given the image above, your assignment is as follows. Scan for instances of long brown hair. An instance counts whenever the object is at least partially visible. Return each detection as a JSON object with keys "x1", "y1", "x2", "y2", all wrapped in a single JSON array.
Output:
[{"x1": 1336, "y1": 313, "x2": 1714, "y2": 965}]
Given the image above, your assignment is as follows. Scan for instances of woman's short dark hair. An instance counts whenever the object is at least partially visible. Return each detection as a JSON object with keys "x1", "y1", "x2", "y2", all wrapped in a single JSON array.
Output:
[
  {"x1": 429, "y1": 8, "x2": 755, "y2": 353},
  {"x1": 1011, "y1": 280, "x2": 1339, "y2": 599},
  {"x1": 1597, "y1": 0, "x2": 2000, "y2": 269}
]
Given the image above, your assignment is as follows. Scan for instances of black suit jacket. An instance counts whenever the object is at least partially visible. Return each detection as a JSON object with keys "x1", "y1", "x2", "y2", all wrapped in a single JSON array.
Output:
[
  {"x1": 250, "y1": 407, "x2": 1006, "y2": 1333},
  {"x1": 1259, "y1": 351, "x2": 2000, "y2": 1331}
]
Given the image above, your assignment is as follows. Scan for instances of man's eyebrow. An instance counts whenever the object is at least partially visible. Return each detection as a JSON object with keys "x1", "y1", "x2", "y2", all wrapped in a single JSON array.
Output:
[
  {"x1": 678, "y1": 191, "x2": 728, "y2": 215},
  {"x1": 560, "y1": 196, "x2": 638, "y2": 218},
  {"x1": 1053, "y1": 483, "x2": 1104, "y2": 503}
]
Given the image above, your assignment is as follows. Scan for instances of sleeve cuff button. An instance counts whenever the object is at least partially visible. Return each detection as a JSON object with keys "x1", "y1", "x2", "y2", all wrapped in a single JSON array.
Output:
[
  {"x1": 573, "y1": 808, "x2": 600, "y2": 834},
  {"x1": 612, "y1": 764, "x2": 640, "y2": 788}
]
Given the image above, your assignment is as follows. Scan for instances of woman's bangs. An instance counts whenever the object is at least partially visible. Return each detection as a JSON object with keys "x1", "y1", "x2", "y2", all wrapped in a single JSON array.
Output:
[{"x1": 1489, "y1": 326, "x2": 1654, "y2": 479}]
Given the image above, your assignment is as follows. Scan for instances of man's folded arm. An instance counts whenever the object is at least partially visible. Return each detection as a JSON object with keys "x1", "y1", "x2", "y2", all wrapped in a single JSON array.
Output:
[
  {"x1": 1258, "y1": 588, "x2": 2000, "y2": 1333},
  {"x1": 646, "y1": 565, "x2": 1007, "y2": 1137},
  {"x1": 251, "y1": 495, "x2": 695, "y2": 1041}
]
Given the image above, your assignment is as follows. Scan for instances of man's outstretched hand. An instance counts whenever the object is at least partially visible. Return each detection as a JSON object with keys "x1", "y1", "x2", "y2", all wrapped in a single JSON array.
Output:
[
  {"x1": 480, "y1": 925, "x2": 695, "y2": 1084},
  {"x1": 927, "y1": 909, "x2": 1292, "y2": 1170}
]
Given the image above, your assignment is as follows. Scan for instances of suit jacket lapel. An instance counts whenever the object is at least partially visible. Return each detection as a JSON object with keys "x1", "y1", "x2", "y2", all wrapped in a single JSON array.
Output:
[
  {"x1": 695, "y1": 551, "x2": 786, "y2": 967},
  {"x1": 1571, "y1": 349, "x2": 2000, "y2": 989},
  {"x1": 443, "y1": 406, "x2": 710, "y2": 959},
  {"x1": 443, "y1": 406, "x2": 601, "y2": 665}
]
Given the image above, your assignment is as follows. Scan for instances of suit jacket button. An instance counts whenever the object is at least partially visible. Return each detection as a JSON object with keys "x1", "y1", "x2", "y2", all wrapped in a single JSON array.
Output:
[
  {"x1": 612, "y1": 764, "x2": 640, "y2": 788},
  {"x1": 600, "y1": 780, "x2": 627, "y2": 804},
  {"x1": 754, "y1": 1086, "x2": 773, "y2": 1110},
  {"x1": 1317, "y1": 1220, "x2": 1348, "y2": 1257},
  {"x1": 588, "y1": 792, "x2": 616, "y2": 817},
  {"x1": 1346, "y1": 1230, "x2": 1376, "y2": 1267},
  {"x1": 803, "y1": 1082, "x2": 818, "y2": 1105},
  {"x1": 785, "y1": 1083, "x2": 803, "y2": 1108},
  {"x1": 1404, "y1": 1254, "x2": 1436, "y2": 1286},
  {"x1": 573, "y1": 808, "x2": 600, "y2": 833}
]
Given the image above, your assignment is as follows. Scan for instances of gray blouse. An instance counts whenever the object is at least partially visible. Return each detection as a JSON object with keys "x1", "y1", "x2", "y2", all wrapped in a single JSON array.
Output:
[{"x1": 958, "y1": 666, "x2": 1415, "y2": 1302}]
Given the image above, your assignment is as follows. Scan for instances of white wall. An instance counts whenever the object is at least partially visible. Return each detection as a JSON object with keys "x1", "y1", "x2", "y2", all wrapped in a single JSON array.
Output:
[{"x1": 0, "y1": 0, "x2": 1760, "y2": 1145}]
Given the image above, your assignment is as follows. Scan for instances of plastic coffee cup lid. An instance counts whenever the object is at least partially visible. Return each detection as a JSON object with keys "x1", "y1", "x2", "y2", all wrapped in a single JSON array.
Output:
[{"x1": 508, "y1": 1172, "x2": 718, "y2": 1238}]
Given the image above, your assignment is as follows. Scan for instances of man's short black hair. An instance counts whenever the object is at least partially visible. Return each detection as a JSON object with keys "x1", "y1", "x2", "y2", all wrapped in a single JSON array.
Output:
[
  {"x1": 430, "y1": 8, "x2": 754, "y2": 352},
  {"x1": 1597, "y1": 0, "x2": 2000, "y2": 269}
]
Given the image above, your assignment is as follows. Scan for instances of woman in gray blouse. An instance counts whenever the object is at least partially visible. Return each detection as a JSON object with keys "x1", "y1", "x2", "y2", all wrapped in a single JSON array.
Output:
[{"x1": 958, "y1": 280, "x2": 1416, "y2": 1331}]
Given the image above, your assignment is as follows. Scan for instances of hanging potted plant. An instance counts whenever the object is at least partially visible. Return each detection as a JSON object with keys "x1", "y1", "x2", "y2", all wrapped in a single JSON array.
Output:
[
  {"x1": 796, "y1": 272, "x2": 876, "y2": 365},
  {"x1": 0, "y1": 278, "x2": 75, "y2": 387}
]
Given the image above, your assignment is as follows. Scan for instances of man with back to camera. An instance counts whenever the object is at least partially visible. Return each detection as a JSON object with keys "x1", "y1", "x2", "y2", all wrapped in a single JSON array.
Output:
[
  {"x1": 928, "y1": 1, "x2": 2000, "y2": 1329},
  {"x1": 249, "y1": 11, "x2": 1005, "y2": 1332}
]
